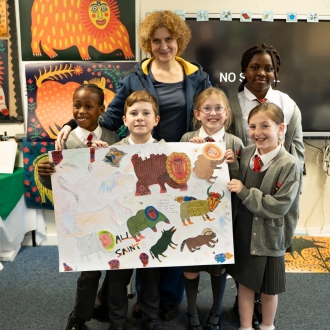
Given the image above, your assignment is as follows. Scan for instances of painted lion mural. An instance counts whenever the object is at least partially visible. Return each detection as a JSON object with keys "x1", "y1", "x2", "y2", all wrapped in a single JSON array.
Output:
[{"x1": 31, "y1": 0, "x2": 134, "y2": 60}]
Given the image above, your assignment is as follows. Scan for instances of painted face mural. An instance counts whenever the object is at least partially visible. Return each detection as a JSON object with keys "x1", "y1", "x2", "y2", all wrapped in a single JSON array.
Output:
[{"x1": 88, "y1": 1, "x2": 110, "y2": 30}]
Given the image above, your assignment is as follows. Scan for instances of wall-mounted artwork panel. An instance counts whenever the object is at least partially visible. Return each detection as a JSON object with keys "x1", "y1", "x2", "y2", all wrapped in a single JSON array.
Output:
[
  {"x1": 18, "y1": 0, "x2": 136, "y2": 62},
  {"x1": 25, "y1": 61, "x2": 137, "y2": 142}
]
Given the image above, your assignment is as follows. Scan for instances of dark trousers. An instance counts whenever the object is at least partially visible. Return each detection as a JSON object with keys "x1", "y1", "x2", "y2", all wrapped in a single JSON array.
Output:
[
  {"x1": 97, "y1": 267, "x2": 164, "y2": 324},
  {"x1": 73, "y1": 271, "x2": 102, "y2": 321},
  {"x1": 105, "y1": 269, "x2": 134, "y2": 328},
  {"x1": 136, "y1": 266, "x2": 184, "y2": 306}
]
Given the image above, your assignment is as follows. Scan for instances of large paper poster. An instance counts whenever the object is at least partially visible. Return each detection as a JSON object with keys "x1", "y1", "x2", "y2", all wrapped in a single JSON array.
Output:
[{"x1": 50, "y1": 141, "x2": 235, "y2": 272}]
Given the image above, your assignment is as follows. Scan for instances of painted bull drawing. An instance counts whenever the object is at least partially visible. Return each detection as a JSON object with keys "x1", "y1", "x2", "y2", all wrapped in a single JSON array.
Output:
[{"x1": 175, "y1": 187, "x2": 224, "y2": 226}]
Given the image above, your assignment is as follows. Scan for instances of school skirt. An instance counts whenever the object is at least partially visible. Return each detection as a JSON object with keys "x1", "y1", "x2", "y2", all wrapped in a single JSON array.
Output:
[
  {"x1": 229, "y1": 168, "x2": 286, "y2": 294},
  {"x1": 228, "y1": 202, "x2": 286, "y2": 295}
]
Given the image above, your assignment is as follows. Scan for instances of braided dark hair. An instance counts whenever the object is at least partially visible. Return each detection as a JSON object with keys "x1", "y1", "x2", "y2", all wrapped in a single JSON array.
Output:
[
  {"x1": 238, "y1": 43, "x2": 281, "y2": 92},
  {"x1": 74, "y1": 84, "x2": 105, "y2": 105}
]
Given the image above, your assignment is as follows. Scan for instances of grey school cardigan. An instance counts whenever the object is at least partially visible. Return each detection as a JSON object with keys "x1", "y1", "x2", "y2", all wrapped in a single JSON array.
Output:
[
  {"x1": 227, "y1": 95, "x2": 305, "y2": 171},
  {"x1": 61, "y1": 129, "x2": 119, "y2": 149},
  {"x1": 237, "y1": 145, "x2": 302, "y2": 257}
]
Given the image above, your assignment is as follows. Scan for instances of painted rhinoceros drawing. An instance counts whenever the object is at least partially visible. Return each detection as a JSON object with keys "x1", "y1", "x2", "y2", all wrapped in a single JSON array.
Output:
[{"x1": 131, "y1": 152, "x2": 191, "y2": 196}]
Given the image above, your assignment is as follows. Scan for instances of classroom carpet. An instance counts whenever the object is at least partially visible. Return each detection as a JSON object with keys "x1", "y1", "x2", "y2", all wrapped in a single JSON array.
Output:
[{"x1": 285, "y1": 235, "x2": 330, "y2": 273}]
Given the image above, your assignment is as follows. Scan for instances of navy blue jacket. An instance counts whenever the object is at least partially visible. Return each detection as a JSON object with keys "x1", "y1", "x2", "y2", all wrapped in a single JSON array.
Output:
[{"x1": 99, "y1": 57, "x2": 211, "y2": 136}]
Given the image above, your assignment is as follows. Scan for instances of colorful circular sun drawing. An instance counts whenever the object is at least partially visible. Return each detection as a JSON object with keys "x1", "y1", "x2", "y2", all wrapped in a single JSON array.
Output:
[
  {"x1": 166, "y1": 152, "x2": 191, "y2": 184},
  {"x1": 98, "y1": 230, "x2": 116, "y2": 250},
  {"x1": 203, "y1": 144, "x2": 223, "y2": 160}
]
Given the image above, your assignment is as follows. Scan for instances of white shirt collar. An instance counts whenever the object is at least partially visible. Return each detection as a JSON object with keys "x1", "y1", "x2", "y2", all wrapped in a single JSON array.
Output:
[
  {"x1": 74, "y1": 125, "x2": 102, "y2": 144},
  {"x1": 251, "y1": 142, "x2": 281, "y2": 171},
  {"x1": 199, "y1": 126, "x2": 225, "y2": 142},
  {"x1": 128, "y1": 135, "x2": 155, "y2": 144},
  {"x1": 244, "y1": 85, "x2": 274, "y2": 102}
]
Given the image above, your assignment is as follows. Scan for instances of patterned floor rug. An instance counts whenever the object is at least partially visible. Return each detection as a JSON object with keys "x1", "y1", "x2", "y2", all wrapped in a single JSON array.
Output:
[{"x1": 285, "y1": 235, "x2": 330, "y2": 273}]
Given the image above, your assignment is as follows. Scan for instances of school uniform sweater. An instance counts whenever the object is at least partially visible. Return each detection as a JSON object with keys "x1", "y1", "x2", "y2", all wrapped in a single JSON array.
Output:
[
  {"x1": 62, "y1": 129, "x2": 119, "y2": 149},
  {"x1": 227, "y1": 91, "x2": 305, "y2": 170},
  {"x1": 236, "y1": 145, "x2": 302, "y2": 257}
]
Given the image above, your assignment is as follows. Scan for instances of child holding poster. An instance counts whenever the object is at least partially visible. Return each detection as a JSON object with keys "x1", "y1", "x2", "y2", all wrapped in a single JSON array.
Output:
[
  {"x1": 226, "y1": 43, "x2": 305, "y2": 329},
  {"x1": 92, "y1": 90, "x2": 164, "y2": 330},
  {"x1": 227, "y1": 102, "x2": 302, "y2": 330},
  {"x1": 180, "y1": 87, "x2": 244, "y2": 330},
  {"x1": 37, "y1": 84, "x2": 119, "y2": 330}
]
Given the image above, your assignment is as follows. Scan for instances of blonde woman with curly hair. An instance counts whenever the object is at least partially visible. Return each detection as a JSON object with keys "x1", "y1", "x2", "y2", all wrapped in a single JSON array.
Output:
[{"x1": 57, "y1": 10, "x2": 211, "y2": 330}]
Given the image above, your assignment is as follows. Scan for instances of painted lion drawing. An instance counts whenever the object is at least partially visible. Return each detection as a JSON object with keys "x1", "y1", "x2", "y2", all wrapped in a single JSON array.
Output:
[{"x1": 31, "y1": 0, "x2": 134, "y2": 60}]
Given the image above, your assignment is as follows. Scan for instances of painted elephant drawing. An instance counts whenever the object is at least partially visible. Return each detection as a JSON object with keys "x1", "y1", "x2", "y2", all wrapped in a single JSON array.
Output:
[
  {"x1": 127, "y1": 206, "x2": 170, "y2": 242},
  {"x1": 131, "y1": 152, "x2": 191, "y2": 196}
]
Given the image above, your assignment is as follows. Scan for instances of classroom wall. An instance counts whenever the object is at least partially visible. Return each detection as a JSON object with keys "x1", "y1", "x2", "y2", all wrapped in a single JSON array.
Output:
[{"x1": 9, "y1": 0, "x2": 330, "y2": 245}]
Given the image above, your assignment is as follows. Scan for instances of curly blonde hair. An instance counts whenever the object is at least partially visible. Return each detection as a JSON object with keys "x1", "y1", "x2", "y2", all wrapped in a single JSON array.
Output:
[{"x1": 139, "y1": 10, "x2": 192, "y2": 56}]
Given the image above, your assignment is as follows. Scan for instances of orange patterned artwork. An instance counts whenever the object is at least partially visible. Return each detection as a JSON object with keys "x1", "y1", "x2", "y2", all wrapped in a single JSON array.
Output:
[
  {"x1": 0, "y1": 0, "x2": 8, "y2": 37},
  {"x1": 19, "y1": 0, "x2": 136, "y2": 61},
  {"x1": 26, "y1": 61, "x2": 137, "y2": 141},
  {"x1": 285, "y1": 235, "x2": 330, "y2": 273}
]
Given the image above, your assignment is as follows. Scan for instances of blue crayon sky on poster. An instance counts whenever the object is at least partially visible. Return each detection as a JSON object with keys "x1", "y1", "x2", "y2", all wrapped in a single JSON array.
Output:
[{"x1": 25, "y1": 61, "x2": 137, "y2": 142}]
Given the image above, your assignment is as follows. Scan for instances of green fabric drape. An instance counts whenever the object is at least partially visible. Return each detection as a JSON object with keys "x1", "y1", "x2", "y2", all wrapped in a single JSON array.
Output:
[{"x1": 0, "y1": 167, "x2": 24, "y2": 220}]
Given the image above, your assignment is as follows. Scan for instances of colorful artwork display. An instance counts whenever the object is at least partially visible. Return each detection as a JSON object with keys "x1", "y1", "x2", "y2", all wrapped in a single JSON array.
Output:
[
  {"x1": 25, "y1": 61, "x2": 137, "y2": 141},
  {"x1": 285, "y1": 236, "x2": 330, "y2": 273},
  {"x1": 0, "y1": 0, "x2": 8, "y2": 37},
  {"x1": 0, "y1": 39, "x2": 9, "y2": 120},
  {"x1": 22, "y1": 138, "x2": 55, "y2": 210},
  {"x1": 48, "y1": 141, "x2": 234, "y2": 272},
  {"x1": 18, "y1": 0, "x2": 136, "y2": 61}
]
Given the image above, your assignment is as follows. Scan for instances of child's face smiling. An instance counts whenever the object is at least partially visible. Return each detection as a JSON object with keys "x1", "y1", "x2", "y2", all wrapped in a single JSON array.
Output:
[
  {"x1": 123, "y1": 101, "x2": 159, "y2": 142},
  {"x1": 73, "y1": 89, "x2": 105, "y2": 132},
  {"x1": 194, "y1": 94, "x2": 229, "y2": 136},
  {"x1": 244, "y1": 53, "x2": 276, "y2": 99},
  {"x1": 248, "y1": 112, "x2": 284, "y2": 155}
]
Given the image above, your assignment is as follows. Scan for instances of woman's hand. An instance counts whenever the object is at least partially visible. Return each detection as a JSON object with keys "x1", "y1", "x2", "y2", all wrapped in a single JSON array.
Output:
[
  {"x1": 55, "y1": 125, "x2": 72, "y2": 150},
  {"x1": 189, "y1": 137, "x2": 205, "y2": 143},
  {"x1": 37, "y1": 161, "x2": 56, "y2": 176},
  {"x1": 91, "y1": 141, "x2": 109, "y2": 149},
  {"x1": 224, "y1": 149, "x2": 235, "y2": 163},
  {"x1": 227, "y1": 179, "x2": 243, "y2": 193}
]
